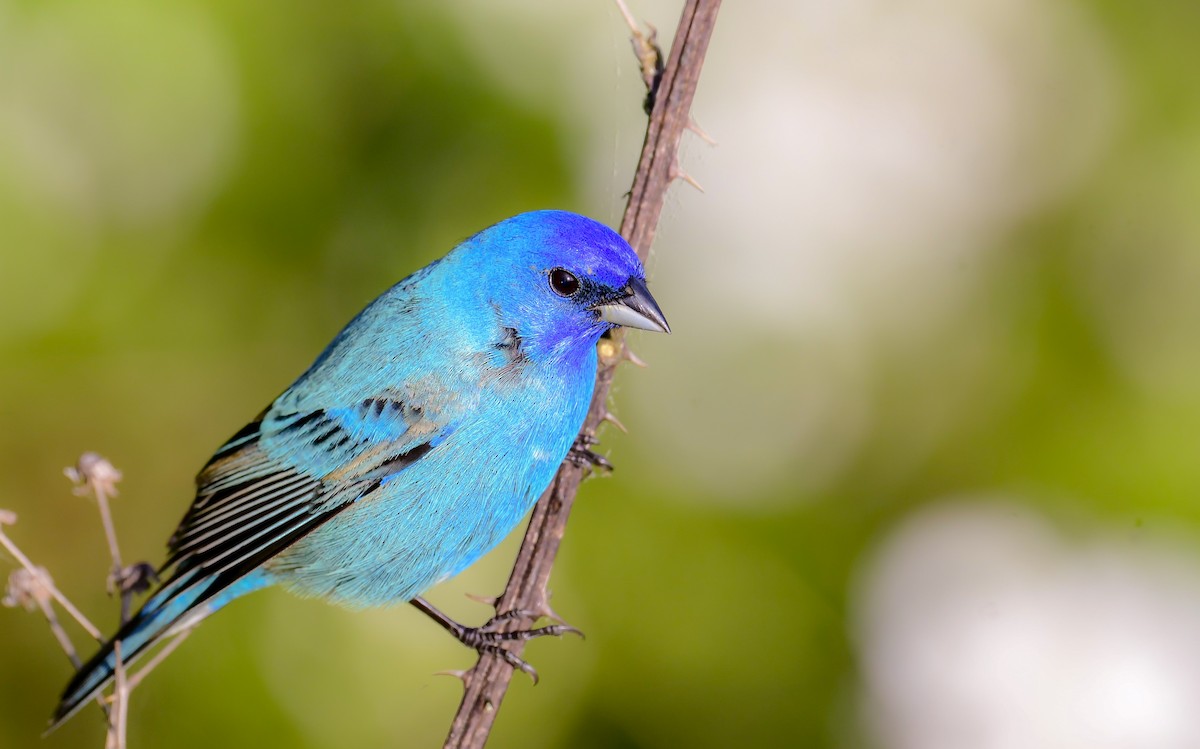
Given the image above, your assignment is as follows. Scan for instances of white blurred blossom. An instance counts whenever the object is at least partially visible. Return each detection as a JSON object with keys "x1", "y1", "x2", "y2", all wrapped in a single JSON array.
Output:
[{"x1": 855, "y1": 501, "x2": 1200, "y2": 749}]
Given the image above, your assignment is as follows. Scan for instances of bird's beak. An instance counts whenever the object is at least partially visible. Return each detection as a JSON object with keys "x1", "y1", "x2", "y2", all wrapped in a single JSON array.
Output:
[{"x1": 594, "y1": 276, "x2": 671, "y2": 334}]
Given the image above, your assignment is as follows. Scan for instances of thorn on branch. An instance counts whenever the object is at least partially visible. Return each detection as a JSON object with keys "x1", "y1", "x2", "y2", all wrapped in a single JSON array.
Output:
[
  {"x1": 602, "y1": 411, "x2": 629, "y2": 434},
  {"x1": 686, "y1": 116, "x2": 717, "y2": 145},
  {"x1": 668, "y1": 160, "x2": 704, "y2": 193},
  {"x1": 435, "y1": 669, "x2": 471, "y2": 685},
  {"x1": 523, "y1": 587, "x2": 568, "y2": 626},
  {"x1": 598, "y1": 337, "x2": 649, "y2": 371},
  {"x1": 464, "y1": 591, "x2": 500, "y2": 608}
]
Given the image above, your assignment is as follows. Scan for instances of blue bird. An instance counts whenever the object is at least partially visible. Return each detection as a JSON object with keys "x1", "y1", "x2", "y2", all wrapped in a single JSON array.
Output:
[{"x1": 52, "y1": 210, "x2": 669, "y2": 726}]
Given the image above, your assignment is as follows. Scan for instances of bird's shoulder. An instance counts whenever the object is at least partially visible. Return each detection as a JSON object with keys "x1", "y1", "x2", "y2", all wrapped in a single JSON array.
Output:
[
  {"x1": 164, "y1": 385, "x2": 452, "y2": 571},
  {"x1": 201, "y1": 378, "x2": 455, "y2": 489}
]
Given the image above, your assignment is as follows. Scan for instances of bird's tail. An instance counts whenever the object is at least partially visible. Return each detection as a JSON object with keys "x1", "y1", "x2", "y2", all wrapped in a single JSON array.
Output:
[{"x1": 49, "y1": 568, "x2": 269, "y2": 730}]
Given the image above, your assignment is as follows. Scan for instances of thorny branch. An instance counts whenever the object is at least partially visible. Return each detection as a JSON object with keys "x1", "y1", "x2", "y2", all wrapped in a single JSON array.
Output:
[
  {"x1": 442, "y1": 1, "x2": 721, "y2": 747},
  {"x1": 1, "y1": 4, "x2": 719, "y2": 746}
]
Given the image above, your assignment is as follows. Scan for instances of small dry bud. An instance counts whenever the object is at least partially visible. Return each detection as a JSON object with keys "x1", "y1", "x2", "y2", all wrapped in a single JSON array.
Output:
[
  {"x1": 0, "y1": 509, "x2": 16, "y2": 526},
  {"x1": 597, "y1": 339, "x2": 622, "y2": 366},
  {"x1": 65, "y1": 452, "x2": 123, "y2": 498},
  {"x1": 114, "y1": 562, "x2": 158, "y2": 596},
  {"x1": 3, "y1": 567, "x2": 52, "y2": 611}
]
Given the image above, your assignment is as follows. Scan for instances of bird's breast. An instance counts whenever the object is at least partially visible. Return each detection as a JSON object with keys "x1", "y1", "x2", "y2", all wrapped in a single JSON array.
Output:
[{"x1": 270, "y1": 354, "x2": 595, "y2": 607}]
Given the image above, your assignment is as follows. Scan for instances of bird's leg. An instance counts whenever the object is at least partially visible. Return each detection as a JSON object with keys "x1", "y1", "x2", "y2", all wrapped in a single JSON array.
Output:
[
  {"x1": 567, "y1": 434, "x2": 612, "y2": 472},
  {"x1": 410, "y1": 597, "x2": 581, "y2": 684}
]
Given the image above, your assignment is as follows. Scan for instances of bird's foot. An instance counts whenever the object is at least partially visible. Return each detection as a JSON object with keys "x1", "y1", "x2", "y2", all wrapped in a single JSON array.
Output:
[
  {"x1": 567, "y1": 435, "x2": 612, "y2": 472},
  {"x1": 452, "y1": 609, "x2": 583, "y2": 684},
  {"x1": 412, "y1": 597, "x2": 582, "y2": 685}
]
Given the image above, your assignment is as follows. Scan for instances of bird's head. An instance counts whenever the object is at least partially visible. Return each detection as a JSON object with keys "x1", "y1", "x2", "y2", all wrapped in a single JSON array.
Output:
[{"x1": 454, "y1": 210, "x2": 670, "y2": 363}]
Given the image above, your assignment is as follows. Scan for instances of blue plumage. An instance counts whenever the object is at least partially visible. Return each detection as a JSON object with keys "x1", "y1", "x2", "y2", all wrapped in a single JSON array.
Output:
[{"x1": 53, "y1": 210, "x2": 669, "y2": 726}]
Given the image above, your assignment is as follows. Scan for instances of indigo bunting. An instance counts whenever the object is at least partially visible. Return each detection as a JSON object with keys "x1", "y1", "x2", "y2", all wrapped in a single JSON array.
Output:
[{"x1": 52, "y1": 210, "x2": 669, "y2": 725}]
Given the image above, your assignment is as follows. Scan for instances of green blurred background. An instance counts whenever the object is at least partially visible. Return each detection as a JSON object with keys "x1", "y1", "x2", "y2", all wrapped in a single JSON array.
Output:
[{"x1": 4, "y1": 0, "x2": 1200, "y2": 747}]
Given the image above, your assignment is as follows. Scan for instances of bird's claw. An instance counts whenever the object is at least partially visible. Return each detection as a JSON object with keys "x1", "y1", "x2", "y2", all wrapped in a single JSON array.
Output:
[
  {"x1": 478, "y1": 608, "x2": 539, "y2": 632},
  {"x1": 455, "y1": 613, "x2": 584, "y2": 685},
  {"x1": 413, "y1": 596, "x2": 580, "y2": 686},
  {"x1": 567, "y1": 435, "x2": 612, "y2": 472},
  {"x1": 482, "y1": 645, "x2": 541, "y2": 684},
  {"x1": 459, "y1": 618, "x2": 583, "y2": 648}
]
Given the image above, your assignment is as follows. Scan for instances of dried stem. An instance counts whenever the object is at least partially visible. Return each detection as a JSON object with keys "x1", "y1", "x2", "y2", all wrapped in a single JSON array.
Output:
[
  {"x1": 441, "y1": 1, "x2": 721, "y2": 747},
  {"x1": 1, "y1": 515, "x2": 116, "y2": 727},
  {"x1": 61, "y1": 453, "x2": 138, "y2": 742},
  {"x1": 94, "y1": 487, "x2": 130, "y2": 625},
  {"x1": 0, "y1": 523, "x2": 103, "y2": 642},
  {"x1": 35, "y1": 593, "x2": 83, "y2": 670},
  {"x1": 1, "y1": 453, "x2": 150, "y2": 745},
  {"x1": 66, "y1": 452, "x2": 138, "y2": 626}
]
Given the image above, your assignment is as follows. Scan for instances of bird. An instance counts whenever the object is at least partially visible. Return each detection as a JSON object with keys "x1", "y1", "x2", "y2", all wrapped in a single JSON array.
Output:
[{"x1": 51, "y1": 209, "x2": 670, "y2": 727}]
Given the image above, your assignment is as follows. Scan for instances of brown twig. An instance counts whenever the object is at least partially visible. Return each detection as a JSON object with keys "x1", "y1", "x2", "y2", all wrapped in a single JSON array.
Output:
[{"x1": 441, "y1": 1, "x2": 720, "y2": 747}]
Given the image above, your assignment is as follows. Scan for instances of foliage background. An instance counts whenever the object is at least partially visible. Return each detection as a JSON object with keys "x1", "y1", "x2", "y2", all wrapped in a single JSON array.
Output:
[{"x1": 3, "y1": 1, "x2": 1200, "y2": 747}]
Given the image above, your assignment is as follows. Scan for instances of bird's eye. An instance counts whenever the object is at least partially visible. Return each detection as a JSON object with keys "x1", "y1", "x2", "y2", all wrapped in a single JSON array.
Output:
[{"x1": 549, "y1": 268, "x2": 580, "y2": 297}]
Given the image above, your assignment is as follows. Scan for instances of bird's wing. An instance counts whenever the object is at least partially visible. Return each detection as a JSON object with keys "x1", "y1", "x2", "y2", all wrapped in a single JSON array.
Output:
[
  {"x1": 47, "y1": 394, "x2": 453, "y2": 728},
  {"x1": 162, "y1": 392, "x2": 451, "y2": 581}
]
